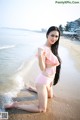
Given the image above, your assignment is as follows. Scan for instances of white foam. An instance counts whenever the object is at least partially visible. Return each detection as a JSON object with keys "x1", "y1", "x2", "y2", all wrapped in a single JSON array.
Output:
[
  {"x1": 0, "y1": 45, "x2": 15, "y2": 50},
  {"x1": 3, "y1": 75, "x2": 25, "y2": 98},
  {"x1": 15, "y1": 75, "x2": 24, "y2": 89}
]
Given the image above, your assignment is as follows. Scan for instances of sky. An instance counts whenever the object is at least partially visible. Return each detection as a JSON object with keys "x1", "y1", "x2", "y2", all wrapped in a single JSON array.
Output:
[{"x1": 0, "y1": 0, "x2": 80, "y2": 30}]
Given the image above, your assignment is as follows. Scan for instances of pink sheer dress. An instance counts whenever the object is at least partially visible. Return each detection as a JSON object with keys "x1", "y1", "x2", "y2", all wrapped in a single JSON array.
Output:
[{"x1": 35, "y1": 46, "x2": 59, "y2": 85}]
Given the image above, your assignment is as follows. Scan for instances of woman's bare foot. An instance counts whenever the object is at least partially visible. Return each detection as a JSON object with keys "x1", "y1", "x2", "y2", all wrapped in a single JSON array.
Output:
[{"x1": 5, "y1": 101, "x2": 18, "y2": 109}]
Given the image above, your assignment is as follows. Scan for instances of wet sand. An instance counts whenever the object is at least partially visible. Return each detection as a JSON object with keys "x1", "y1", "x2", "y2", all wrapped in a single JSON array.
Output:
[{"x1": 6, "y1": 36, "x2": 80, "y2": 120}]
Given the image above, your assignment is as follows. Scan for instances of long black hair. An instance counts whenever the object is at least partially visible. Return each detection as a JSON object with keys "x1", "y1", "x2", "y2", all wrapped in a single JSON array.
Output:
[{"x1": 46, "y1": 26, "x2": 61, "y2": 85}]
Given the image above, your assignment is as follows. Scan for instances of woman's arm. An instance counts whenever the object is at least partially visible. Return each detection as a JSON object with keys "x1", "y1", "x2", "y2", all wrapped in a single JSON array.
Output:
[{"x1": 38, "y1": 48, "x2": 46, "y2": 71}]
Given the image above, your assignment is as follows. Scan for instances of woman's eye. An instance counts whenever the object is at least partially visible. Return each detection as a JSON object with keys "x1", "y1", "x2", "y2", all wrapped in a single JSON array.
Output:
[{"x1": 51, "y1": 34, "x2": 58, "y2": 38}]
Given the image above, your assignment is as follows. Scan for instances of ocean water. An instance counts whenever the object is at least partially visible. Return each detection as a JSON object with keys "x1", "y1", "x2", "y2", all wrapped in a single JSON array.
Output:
[{"x1": 0, "y1": 28, "x2": 46, "y2": 110}]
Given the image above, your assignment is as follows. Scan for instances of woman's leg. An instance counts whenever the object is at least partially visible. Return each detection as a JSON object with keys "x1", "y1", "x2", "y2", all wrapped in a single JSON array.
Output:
[
  {"x1": 14, "y1": 103, "x2": 41, "y2": 112},
  {"x1": 8, "y1": 84, "x2": 48, "y2": 113},
  {"x1": 17, "y1": 84, "x2": 48, "y2": 112},
  {"x1": 36, "y1": 84, "x2": 48, "y2": 112},
  {"x1": 47, "y1": 83, "x2": 53, "y2": 98},
  {"x1": 5, "y1": 101, "x2": 41, "y2": 112}
]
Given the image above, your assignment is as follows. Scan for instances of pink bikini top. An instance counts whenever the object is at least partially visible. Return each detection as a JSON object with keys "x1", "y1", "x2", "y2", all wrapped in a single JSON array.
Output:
[{"x1": 36, "y1": 46, "x2": 59, "y2": 66}]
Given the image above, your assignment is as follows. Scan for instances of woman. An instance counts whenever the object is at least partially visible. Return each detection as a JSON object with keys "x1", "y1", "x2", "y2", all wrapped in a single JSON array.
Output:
[{"x1": 5, "y1": 26, "x2": 61, "y2": 113}]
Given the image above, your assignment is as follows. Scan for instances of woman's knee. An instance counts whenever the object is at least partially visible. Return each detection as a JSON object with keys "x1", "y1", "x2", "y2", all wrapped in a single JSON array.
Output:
[
  {"x1": 42, "y1": 108, "x2": 47, "y2": 112},
  {"x1": 48, "y1": 93, "x2": 53, "y2": 98},
  {"x1": 39, "y1": 106, "x2": 47, "y2": 113}
]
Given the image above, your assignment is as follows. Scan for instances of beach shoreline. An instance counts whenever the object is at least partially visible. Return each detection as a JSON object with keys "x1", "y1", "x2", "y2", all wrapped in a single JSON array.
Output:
[
  {"x1": 5, "y1": 37, "x2": 80, "y2": 120},
  {"x1": 60, "y1": 36, "x2": 80, "y2": 71}
]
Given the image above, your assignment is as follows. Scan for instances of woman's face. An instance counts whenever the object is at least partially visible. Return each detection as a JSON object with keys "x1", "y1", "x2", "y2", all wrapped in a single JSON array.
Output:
[{"x1": 47, "y1": 30, "x2": 59, "y2": 46}]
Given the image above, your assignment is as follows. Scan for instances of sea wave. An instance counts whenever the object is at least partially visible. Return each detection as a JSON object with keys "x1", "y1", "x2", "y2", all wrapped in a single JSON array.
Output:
[{"x1": 0, "y1": 45, "x2": 15, "y2": 50}]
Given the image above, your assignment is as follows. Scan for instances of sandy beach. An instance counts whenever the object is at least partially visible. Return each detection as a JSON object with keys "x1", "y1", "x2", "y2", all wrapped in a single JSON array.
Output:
[{"x1": 6, "y1": 36, "x2": 80, "y2": 120}]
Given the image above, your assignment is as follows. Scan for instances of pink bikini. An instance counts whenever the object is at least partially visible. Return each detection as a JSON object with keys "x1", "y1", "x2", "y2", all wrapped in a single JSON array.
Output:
[{"x1": 35, "y1": 46, "x2": 59, "y2": 85}]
